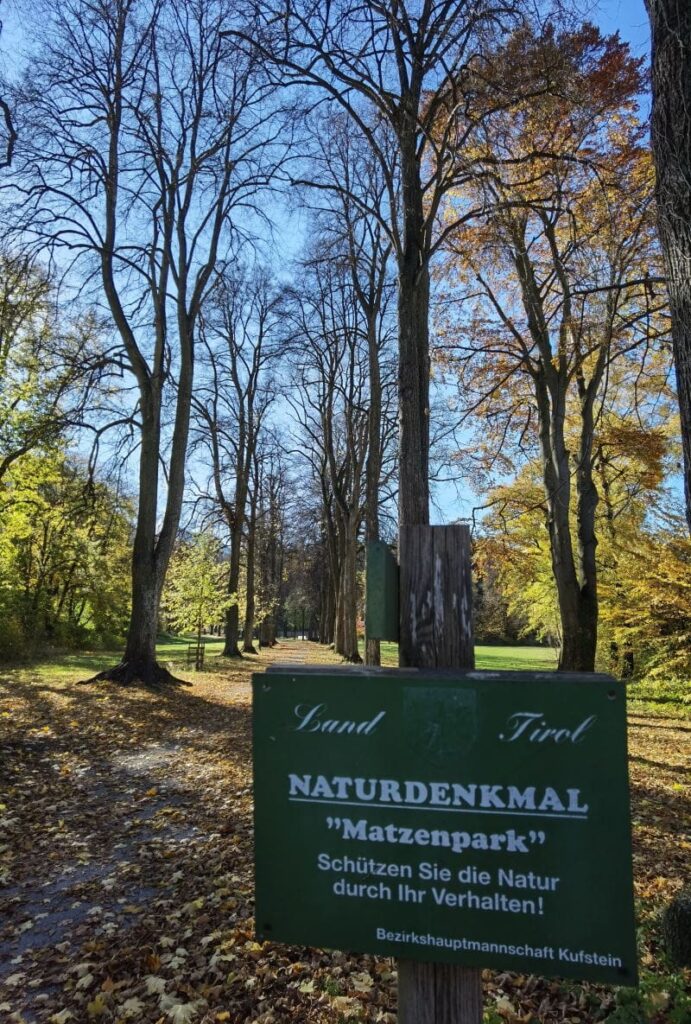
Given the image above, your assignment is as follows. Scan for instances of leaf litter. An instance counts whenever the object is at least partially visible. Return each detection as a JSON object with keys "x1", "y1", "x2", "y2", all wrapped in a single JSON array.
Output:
[{"x1": 0, "y1": 643, "x2": 689, "y2": 1023}]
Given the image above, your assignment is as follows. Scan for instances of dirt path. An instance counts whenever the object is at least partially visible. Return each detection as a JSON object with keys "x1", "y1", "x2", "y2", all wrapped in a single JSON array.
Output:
[{"x1": 0, "y1": 642, "x2": 315, "y2": 1023}]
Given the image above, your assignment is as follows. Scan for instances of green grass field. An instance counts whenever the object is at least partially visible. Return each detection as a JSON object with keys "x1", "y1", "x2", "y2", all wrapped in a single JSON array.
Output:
[
  {"x1": 11, "y1": 634, "x2": 228, "y2": 680},
  {"x1": 369, "y1": 640, "x2": 557, "y2": 670},
  {"x1": 475, "y1": 644, "x2": 558, "y2": 670},
  {"x1": 155, "y1": 633, "x2": 226, "y2": 661}
]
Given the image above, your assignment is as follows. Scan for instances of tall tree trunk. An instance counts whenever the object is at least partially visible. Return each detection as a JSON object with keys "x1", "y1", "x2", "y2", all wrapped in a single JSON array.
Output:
[
  {"x1": 324, "y1": 513, "x2": 340, "y2": 647},
  {"x1": 123, "y1": 396, "x2": 164, "y2": 672},
  {"x1": 536, "y1": 379, "x2": 598, "y2": 672},
  {"x1": 646, "y1": 0, "x2": 691, "y2": 535},
  {"x1": 259, "y1": 617, "x2": 273, "y2": 647},
  {"x1": 124, "y1": 558, "x2": 161, "y2": 667},
  {"x1": 94, "y1": 321, "x2": 195, "y2": 685},
  {"x1": 326, "y1": 571, "x2": 336, "y2": 645},
  {"x1": 318, "y1": 571, "x2": 328, "y2": 644},
  {"x1": 243, "y1": 494, "x2": 258, "y2": 654},
  {"x1": 397, "y1": 135, "x2": 430, "y2": 528},
  {"x1": 333, "y1": 520, "x2": 347, "y2": 655},
  {"x1": 258, "y1": 522, "x2": 275, "y2": 647},
  {"x1": 545, "y1": 493, "x2": 597, "y2": 673},
  {"x1": 340, "y1": 514, "x2": 363, "y2": 663},
  {"x1": 223, "y1": 525, "x2": 243, "y2": 657},
  {"x1": 573, "y1": 397, "x2": 600, "y2": 670},
  {"x1": 365, "y1": 314, "x2": 382, "y2": 666},
  {"x1": 333, "y1": 579, "x2": 344, "y2": 653},
  {"x1": 558, "y1": 599, "x2": 598, "y2": 672},
  {"x1": 258, "y1": 487, "x2": 281, "y2": 647},
  {"x1": 320, "y1": 562, "x2": 336, "y2": 645}
]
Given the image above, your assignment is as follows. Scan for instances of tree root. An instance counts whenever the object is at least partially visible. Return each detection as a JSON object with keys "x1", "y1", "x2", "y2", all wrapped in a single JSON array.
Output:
[{"x1": 77, "y1": 659, "x2": 193, "y2": 688}]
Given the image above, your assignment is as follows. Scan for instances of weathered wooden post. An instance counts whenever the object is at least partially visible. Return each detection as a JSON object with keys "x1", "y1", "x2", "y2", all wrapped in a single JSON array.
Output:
[{"x1": 398, "y1": 523, "x2": 482, "y2": 1024}]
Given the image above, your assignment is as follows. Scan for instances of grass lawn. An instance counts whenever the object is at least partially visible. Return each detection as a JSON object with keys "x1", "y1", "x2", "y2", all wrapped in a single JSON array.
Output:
[
  {"x1": 13, "y1": 634, "x2": 230, "y2": 681},
  {"x1": 155, "y1": 633, "x2": 226, "y2": 662},
  {"x1": 476, "y1": 644, "x2": 558, "y2": 670},
  {"x1": 370, "y1": 640, "x2": 558, "y2": 671}
]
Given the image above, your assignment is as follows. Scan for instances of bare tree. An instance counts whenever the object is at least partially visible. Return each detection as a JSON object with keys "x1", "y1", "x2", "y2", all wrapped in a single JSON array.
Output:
[
  {"x1": 0, "y1": 1, "x2": 17, "y2": 169},
  {"x1": 304, "y1": 120, "x2": 397, "y2": 663},
  {"x1": 192, "y1": 269, "x2": 281, "y2": 658},
  {"x1": 287, "y1": 256, "x2": 372, "y2": 662},
  {"x1": 9, "y1": 0, "x2": 281, "y2": 684},
  {"x1": 255, "y1": 445, "x2": 286, "y2": 648},
  {"x1": 646, "y1": 0, "x2": 691, "y2": 536},
  {"x1": 230, "y1": 0, "x2": 533, "y2": 530}
]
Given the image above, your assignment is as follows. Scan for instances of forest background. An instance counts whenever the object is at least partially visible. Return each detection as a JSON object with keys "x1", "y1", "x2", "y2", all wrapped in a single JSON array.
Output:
[{"x1": 0, "y1": 0, "x2": 688, "y2": 693}]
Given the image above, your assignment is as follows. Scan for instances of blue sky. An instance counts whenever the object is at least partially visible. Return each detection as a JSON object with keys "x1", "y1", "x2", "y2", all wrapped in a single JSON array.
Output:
[
  {"x1": 591, "y1": 0, "x2": 649, "y2": 56},
  {"x1": 0, "y1": 0, "x2": 652, "y2": 60}
]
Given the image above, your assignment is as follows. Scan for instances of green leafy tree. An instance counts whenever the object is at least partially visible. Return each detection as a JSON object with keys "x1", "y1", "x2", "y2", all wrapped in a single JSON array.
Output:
[
  {"x1": 161, "y1": 533, "x2": 235, "y2": 650},
  {"x1": 0, "y1": 449, "x2": 133, "y2": 656},
  {"x1": 477, "y1": 418, "x2": 686, "y2": 679},
  {"x1": 0, "y1": 252, "x2": 101, "y2": 480}
]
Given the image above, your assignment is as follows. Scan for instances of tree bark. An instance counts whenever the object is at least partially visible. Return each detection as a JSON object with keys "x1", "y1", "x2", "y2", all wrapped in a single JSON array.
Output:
[
  {"x1": 572, "y1": 392, "x2": 600, "y2": 670},
  {"x1": 397, "y1": 145, "x2": 431, "y2": 527},
  {"x1": 646, "y1": 0, "x2": 691, "y2": 535},
  {"x1": 243, "y1": 480, "x2": 259, "y2": 654},
  {"x1": 324, "y1": 506, "x2": 340, "y2": 647},
  {"x1": 320, "y1": 558, "x2": 336, "y2": 645},
  {"x1": 257, "y1": 464, "x2": 283, "y2": 648},
  {"x1": 223, "y1": 530, "x2": 243, "y2": 657},
  {"x1": 365, "y1": 312, "x2": 382, "y2": 666},
  {"x1": 116, "y1": 323, "x2": 195, "y2": 684},
  {"x1": 339, "y1": 512, "x2": 363, "y2": 662},
  {"x1": 398, "y1": 525, "x2": 479, "y2": 1023},
  {"x1": 536, "y1": 384, "x2": 598, "y2": 673},
  {"x1": 333, "y1": 520, "x2": 346, "y2": 656},
  {"x1": 124, "y1": 556, "x2": 160, "y2": 668}
]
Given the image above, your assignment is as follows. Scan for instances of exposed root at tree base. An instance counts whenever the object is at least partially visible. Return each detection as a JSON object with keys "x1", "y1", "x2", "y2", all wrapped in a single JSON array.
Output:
[{"x1": 77, "y1": 659, "x2": 193, "y2": 688}]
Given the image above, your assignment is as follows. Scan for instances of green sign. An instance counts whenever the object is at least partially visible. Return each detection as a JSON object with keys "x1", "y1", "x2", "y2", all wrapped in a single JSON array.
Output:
[
  {"x1": 365, "y1": 541, "x2": 399, "y2": 642},
  {"x1": 253, "y1": 668, "x2": 637, "y2": 986}
]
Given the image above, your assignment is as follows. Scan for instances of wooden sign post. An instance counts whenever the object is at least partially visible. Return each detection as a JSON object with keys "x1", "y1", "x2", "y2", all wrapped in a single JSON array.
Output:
[{"x1": 398, "y1": 523, "x2": 481, "y2": 1024}]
